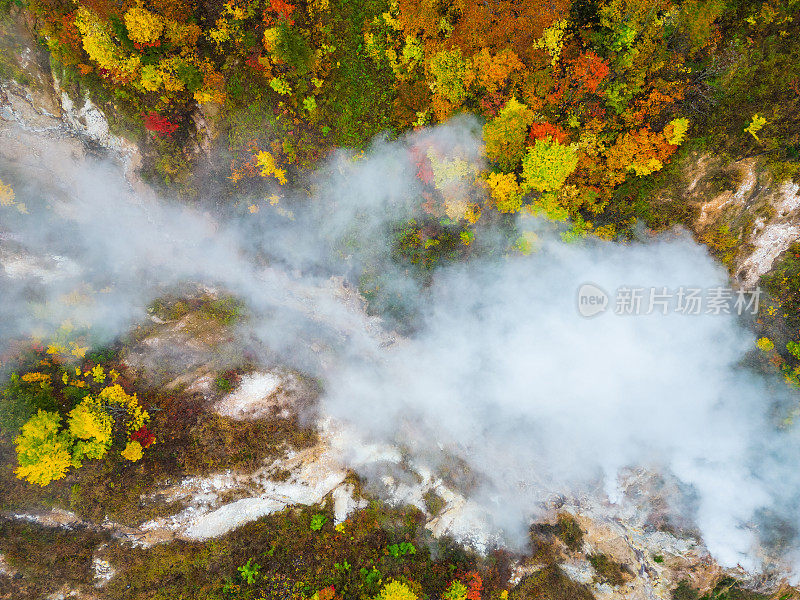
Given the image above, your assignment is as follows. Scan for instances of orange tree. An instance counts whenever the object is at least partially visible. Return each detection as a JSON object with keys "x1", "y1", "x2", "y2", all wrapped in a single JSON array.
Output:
[{"x1": 363, "y1": 0, "x2": 730, "y2": 240}]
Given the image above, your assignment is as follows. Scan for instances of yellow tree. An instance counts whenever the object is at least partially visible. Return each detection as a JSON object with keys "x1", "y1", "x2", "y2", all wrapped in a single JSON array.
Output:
[
  {"x1": 521, "y1": 137, "x2": 579, "y2": 192},
  {"x1": 14, "y1": 411, "x2": 74, "y2": 486}
]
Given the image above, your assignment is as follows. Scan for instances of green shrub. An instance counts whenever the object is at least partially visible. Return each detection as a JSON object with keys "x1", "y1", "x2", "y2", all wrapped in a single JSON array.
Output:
[
  {"x1": 275, "y1": 24, "x2": 312, "y2": 73},
  {"x1": 387, "y1": 542, "x2": 416, "y2": 557},
  {"x1": 310, "y1": 513, "x2": 328, "y2": 531},
  {"x1": 0, "y1": 373, "x2": 58, "y2": 435},
  {"x1": 238, "y1": 558, "x2": 261, "y2": 584},
  {"x1": 175, "y1": 61, "x2": 204, "y2": 93},
  {"x1": 214, "y1": 376, "x2": 233, "y2": 393}
]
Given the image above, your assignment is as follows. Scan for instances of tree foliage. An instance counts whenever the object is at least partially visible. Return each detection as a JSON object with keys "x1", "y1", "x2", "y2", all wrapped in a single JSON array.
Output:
[
  {"x1": 376, "y1": 580, "x2": 418, "y2": 600},
  {"x1": 483, "y1": 98, "x2": 535, "y2": 171},
  {"x1": 0, "y1": 372, "x2": 58, "y2": 435},
  {"x1": 521, "y1": 138, "x2": 579, "y2": 193},
  {"x1": 20, "y1": 0, "x2": 771, "y2": 239},
  {"x1": 485, "y1": 172, "x2": 522, "y2": 214},
  {"x1": 68, "y1": 398, "x2": 113, "y2": 465},
  {"x1": 11, "y1": 375, "x2": 154, "y2": 486},
  {"x1": 14, "y1": 410, "x2": 74, "y2": 487}
]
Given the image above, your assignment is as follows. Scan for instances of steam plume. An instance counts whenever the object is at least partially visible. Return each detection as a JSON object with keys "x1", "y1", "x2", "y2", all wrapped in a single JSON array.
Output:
[{"x1": 0, "y1": 118, "x2": 798, "y2": 576}]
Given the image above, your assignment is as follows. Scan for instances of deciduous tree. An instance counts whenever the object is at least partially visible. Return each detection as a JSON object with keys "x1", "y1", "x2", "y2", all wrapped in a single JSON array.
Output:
[{"x1": 483, "y1": 98, "x2": 535, "y2": 171}]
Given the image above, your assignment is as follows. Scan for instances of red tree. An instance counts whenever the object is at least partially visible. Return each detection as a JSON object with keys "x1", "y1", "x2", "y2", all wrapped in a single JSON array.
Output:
[
  {"x1": 143, "y1": 112, "x2": 179, "y2": 136},
  {"x1": 131, "y1": 425, "x2": 156, "y2": 448},
  {"x1": 529, "y1": 121, "x2": 568, "y2": 144},
  {"x1": 465, "y1": 571, "x2": 482, "y2": 600},
  {"x1": 570, "y1": 51, "x2": 610, "y2": 93}
]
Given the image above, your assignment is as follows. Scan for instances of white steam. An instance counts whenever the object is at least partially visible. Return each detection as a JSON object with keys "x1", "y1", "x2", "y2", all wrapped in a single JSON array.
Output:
[
  {"x1": 0, "y1": 118, "x2": 798, "y2": 575},
  {"x1": 326, "y1": 237, "x2": 796, "y2": 570}
]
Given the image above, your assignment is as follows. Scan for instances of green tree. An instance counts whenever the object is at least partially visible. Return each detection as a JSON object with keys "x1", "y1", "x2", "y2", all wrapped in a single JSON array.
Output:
[{"x1": 0, "y1": 373, "x2": 58, "y2": 435}]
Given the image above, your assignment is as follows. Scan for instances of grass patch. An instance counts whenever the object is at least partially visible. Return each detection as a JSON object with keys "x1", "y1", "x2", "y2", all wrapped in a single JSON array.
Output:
[
  {"x1": 587, "y1": 553, "x2": 632, "y2": 587},
  {"x1": 510, "y1": 565, "x2": 595, "y2": 600},
  {"x1": 761, "y1": 242, "x2": 800, "y2": 331},
  {"x1": 555, "y1": 513, "x2": 584, "y2": 552},
  {"x1": 673, "y1": 577, "x2": 770, "y2": 600},
  {"x1": 0, "y1": 518, "x2": 109, "y2": 599},
  {"x1": 102, "y1": 503, "x2": 496, "y2": 600},
  {"x1": 321, "y1": 0, "x2": 396, "y2": 148}
]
